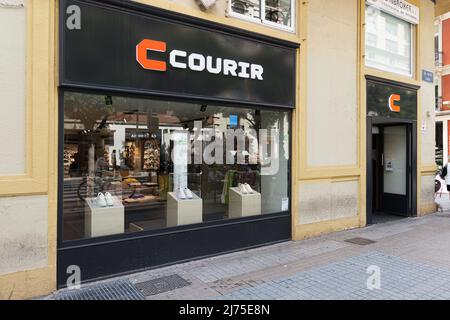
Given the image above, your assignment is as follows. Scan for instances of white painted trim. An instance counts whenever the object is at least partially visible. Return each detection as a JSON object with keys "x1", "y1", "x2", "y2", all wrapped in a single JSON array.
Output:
[
  {"x1": 366, "y1": 0, "x2": 419, "y2": 25},
  {"x1": 442, "y1": 66, "x2": 450, "y2": 76},
  {"x1": 439, "y1": 12, "x2": 450, "y2": 22},
  {"x1": 444, "y1": 118, "x2": 448, "y2": 164}
]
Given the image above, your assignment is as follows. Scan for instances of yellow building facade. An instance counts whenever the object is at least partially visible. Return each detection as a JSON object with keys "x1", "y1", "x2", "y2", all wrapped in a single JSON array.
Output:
[{"x1": 0, "y1": 0, "x2": 437, "y2": 299}]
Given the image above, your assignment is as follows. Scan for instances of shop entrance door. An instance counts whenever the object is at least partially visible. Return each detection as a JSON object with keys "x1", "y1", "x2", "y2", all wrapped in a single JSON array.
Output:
[
  {"x1": 367, "y1": 119, "x2": 417, "y2": 224},
  {"x1": 380, "y1": 124, "x2": 410, "y2": 216}
]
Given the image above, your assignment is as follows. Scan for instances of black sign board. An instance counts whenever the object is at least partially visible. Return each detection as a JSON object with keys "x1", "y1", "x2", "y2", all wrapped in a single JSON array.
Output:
[
  {"x1": 60, "y1": 0, "x2": 297, "y2": 109},
  {"x1": 367, "y1": 80, "x2": 417, "y2": 120}
]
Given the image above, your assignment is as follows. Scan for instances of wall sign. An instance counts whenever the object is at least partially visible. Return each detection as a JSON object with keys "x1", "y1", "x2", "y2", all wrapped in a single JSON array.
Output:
[
  {"x1": 385, "y1": 161, "x2": 394, "y2": 172},
  {"x1": 367, "y1": 0, "x2": 420, "y2": 25},
  {"x1": 422, "y1": 70, "x2": 434, "y2": 84},
  {"x1": 60, "y1": 0, "x2": 297, "y2": 109},
  {"x1": 388, "y1": 94, "x2": 401, "y2": 112},
  {"x1": 367, "y1": 80, "x2": 417, "y2": 120}
]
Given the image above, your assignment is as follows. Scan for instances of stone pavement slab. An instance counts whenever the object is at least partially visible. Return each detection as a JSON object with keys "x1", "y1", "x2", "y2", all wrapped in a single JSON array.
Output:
[{"x1": 43, "y1": 210, "x2": 450, "y2": 300}]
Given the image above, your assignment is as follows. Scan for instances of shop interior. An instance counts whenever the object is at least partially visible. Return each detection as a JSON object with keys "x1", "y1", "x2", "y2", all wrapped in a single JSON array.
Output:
[{"x1": 62, "y1": 92, "x2": 290, "y2": 241}]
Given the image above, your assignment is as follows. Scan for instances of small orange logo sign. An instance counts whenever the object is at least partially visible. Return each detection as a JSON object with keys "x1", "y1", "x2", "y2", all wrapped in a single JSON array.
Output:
[
  {"x1": 388, "y1": 94, "x2": 401, "y2": 113},
  {"x1": 136, "y1": 39, "x2": 167, "y2": 72}
]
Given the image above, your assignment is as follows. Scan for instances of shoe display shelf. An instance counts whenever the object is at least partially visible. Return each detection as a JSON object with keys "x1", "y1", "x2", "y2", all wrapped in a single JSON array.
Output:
[
  {"x1": 166, "y1": 192, "x2": 203, "y2": 227},
  {"x1": 228, "y1": 187, "x2": 261, "y2": 218},
  {"x1": 84, "y1": 196, "x2": 124, "y2": 237}
]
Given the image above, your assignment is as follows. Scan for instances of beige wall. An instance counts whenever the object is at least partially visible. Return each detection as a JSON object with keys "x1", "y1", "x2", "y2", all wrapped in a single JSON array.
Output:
[
  {"x1": 0, "y1": 0, "x2": 57, "y2": 300},
  {"x1": 0, "y1": 2, "x2": 47, "y2": 276},
  {"x1": 0, "y1": 195, "x2": 48, "y2": 276},
  {"x1": 420, "y1": 0, "x2": 438, "y2": 215},
  {"x1": 421, "y1": 0, "x2": 438, "y2": 166},
  {"x1": 306, "y1": 0, "x2": 358, "y2": 167},
  {"x1": 298, "y1": 180, "x2": 358, "y2": 225},
  {"x1": 295, "y1": 0, "x2": 360, "y2": 235},
  {"x1": 0, "y1": 1, "x2": 26, "y2": 175},
  {"x1": 168, "y1": 0, "x2": 227, "y2": 16}
]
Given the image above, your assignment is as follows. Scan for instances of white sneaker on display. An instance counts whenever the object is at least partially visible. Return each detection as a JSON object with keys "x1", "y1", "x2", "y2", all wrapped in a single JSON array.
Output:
[
  {"x1": 177, "y1": 188, "x2": 186, "y2": 200},
  {"x1": 105, "y1": 192, "x2": 114, "y2": 206},
  {"x1": 184, "y1": 188, "x2": 193, "y2": 199},
  {"x1": 244, "y1": 183, "x2": 255, "y2": 194},
  {"x1": 96, "y1": 192, "x2": 107, "y2": 207},
  {"x1": 238, "y1": 183, "x2": 248, "y2": 194}
]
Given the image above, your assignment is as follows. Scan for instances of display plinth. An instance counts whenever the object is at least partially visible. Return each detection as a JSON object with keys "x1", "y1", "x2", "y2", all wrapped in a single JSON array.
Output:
[
  {"x1": 228, "y1": 188, "x2": 262, "y2": 218},
  {"x1": 166, "y1": 192, "x2": 203, "y2": 227},
  {"x1": 85, "y1": 196, "x2": 124, "y2": 237}
]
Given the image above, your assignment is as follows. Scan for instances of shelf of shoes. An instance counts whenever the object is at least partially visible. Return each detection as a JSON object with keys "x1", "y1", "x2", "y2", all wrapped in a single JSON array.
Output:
[
  {"x1": 228, "y1": 186, "x2": 261, "y2": 218},
  {"x1": 166, "y1": 191, "x2": 203, "y2": 227},
  {"x1": 143, "y1": 139, "x2": 160, "y2": 171},
  {"x1": 63, "y1": 145, "x2": 78, "y2": 177}
]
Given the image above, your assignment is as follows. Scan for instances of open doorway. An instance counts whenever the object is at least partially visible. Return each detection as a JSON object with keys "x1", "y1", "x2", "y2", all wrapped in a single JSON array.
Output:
[{"x1": 367, "y1": 120, "x2": 417, "y2": 225}]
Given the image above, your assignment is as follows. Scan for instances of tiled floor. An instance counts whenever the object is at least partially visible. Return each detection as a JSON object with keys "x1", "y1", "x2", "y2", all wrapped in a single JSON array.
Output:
[
  {"x1": 216, "y1": 251, "x2": 450, "y2": 300},
  {"x1": 44, "y1": 207, "x2": 450, "y2": 300}
]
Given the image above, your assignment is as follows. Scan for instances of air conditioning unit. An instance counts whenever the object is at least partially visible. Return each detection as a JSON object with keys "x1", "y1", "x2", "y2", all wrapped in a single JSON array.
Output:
[{"x1": 197, "y1": 0, "x2": 218, "y2": 10}]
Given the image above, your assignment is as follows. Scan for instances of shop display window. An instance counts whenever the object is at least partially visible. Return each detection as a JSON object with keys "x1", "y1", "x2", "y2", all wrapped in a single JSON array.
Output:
[{"x1": 62, "y1": 92, "x2": 290, "y2": 241}]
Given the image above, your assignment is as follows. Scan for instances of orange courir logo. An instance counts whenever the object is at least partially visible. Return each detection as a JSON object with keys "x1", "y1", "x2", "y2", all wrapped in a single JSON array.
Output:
[
  {"x1": 388, "y1": 94, "x2": 401, "y2": 113},
  {"x1": 136, "y1": 39, "x2": 167, "y2": 72},
  {"x1": 135, "y1": 38, "x2": 264, "y2": 80}
]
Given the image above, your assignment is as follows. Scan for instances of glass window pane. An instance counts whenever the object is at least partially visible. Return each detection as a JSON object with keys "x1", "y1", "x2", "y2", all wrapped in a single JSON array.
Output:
[
  {"x1": 62, "y1": 92, "x2": 290, "y2": 241},
  {"x1": 365, "y1": 5, "x2": 413, "y2": 76},
  {"x1": 264, "y1": 0, "x2": 293, "y2": 28},
  {"x1": 231, "y1": 0, "x2": 261, "y2": 20}
]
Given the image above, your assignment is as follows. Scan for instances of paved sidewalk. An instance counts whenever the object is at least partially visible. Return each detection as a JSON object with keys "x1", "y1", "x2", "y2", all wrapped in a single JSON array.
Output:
[{"x1": 44, "y1": 205, "x2": 450, "y2": 300}]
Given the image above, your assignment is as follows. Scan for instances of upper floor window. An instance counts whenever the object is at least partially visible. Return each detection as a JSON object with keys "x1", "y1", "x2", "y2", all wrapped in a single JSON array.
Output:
[
  {"x1": 229, "y1": 0, "x2": 295, "y2": 32},
  {"x1": 365, "y1": 4, "x2": 414, "y2": 77}
]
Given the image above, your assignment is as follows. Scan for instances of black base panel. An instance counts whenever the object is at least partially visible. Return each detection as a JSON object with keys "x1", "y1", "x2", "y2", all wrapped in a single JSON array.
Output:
[
  {"x1": 381, "y1": 193, "x2": 409, "y2": 217},
  {"x1": 57, "y1": 214, "x2": 291, "y2": 287}
]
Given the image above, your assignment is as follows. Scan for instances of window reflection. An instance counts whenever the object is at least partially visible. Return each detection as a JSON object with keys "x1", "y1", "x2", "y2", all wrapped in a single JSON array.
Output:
[
  {"x1": 365, "y1": 5, "x2": 413, "y2": 76},
  {"x1": 265, "y1": 0, "x2": 292, "y2": 27},
  {"x1": 230, "y1": 0, "x2": 294, "y2": 29},
  {"x1": 63, "y1": 92, "x2": 290, "y2": 241}
]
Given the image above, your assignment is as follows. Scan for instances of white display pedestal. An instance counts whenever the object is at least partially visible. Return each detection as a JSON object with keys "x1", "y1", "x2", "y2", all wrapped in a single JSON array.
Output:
[
  {"x1": 166, "y1": 192, "x2": 203, "y2": 227},
  {"x1": 228, "y1": 188, "x2": 261, "y2": 218},
  {"x1": 85, "y1": 196, "x2": 124, "y2": 237}
]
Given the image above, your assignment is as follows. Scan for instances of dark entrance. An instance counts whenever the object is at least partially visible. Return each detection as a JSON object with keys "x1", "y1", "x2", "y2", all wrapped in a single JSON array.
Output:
[{"x1": 366, "y1": 77, "x2": 418, "y2": 225}]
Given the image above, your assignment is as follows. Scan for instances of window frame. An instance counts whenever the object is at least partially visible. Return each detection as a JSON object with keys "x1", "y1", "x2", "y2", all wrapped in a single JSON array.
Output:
[
  {"x1": 227, "y1": 0, "x2": 296, "y2": 33},
  {"x1": 364, "y1": 5, "x2": 416, "y2": 79},
  {"x1": 58, "y1": 87, "x2": 293, "y2": 245}
]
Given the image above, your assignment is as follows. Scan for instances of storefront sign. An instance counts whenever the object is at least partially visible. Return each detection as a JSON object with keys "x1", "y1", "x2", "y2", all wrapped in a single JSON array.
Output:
[
  {"x1": 136, "y1": 39, "x2": 264, "y2": 80},
  {"x1": 367, "y1": 80, "x2": 417, "y2": 120},
  {"x1": 60, "y1": 0, "x2": 297, "y2": 108},
  {"x1": 367, "y1": 0, "x2": 419, "y2": 25}
]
